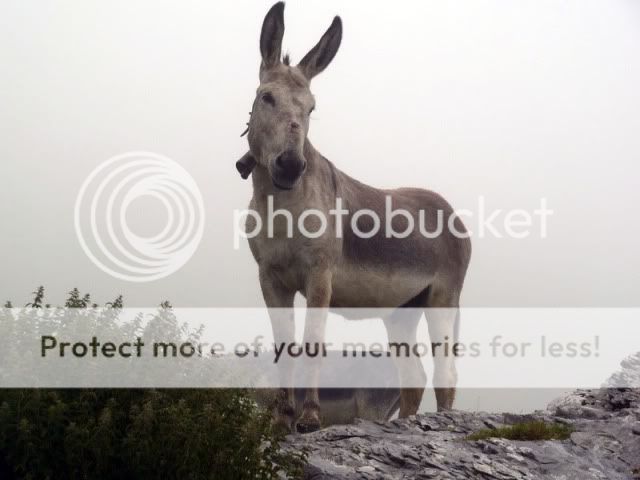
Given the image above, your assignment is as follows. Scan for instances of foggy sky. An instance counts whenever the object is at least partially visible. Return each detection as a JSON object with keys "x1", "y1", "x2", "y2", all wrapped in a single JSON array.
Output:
[{"x1": 1, "y1": 0, "x2": 639, "y2": 307}]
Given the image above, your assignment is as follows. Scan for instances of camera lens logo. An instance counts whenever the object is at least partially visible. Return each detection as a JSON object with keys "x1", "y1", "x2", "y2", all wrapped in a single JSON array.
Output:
[{"x1": 74, "y1": 152, "x2": 205, "y2": 282}]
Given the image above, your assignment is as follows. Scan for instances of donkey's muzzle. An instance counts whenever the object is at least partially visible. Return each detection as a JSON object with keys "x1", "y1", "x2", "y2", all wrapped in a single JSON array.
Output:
[{"x1": 271, "y1": 151, "x2": 306, "y2": 190}]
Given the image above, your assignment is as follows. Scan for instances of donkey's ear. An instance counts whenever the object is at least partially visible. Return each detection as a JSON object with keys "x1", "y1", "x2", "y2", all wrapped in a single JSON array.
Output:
[
  {"x1": 260, "y1": 2, "x2": 285, "y2": 70},
  {"x1": 298, "y1": 16, "x2": 342, "y2": 80},
  {"x1": 236, "y1": 151, "x2": 257, "y2": 179}
]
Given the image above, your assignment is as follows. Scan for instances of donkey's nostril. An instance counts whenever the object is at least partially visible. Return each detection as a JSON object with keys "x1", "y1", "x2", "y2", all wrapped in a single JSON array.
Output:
[{"x1": 271, "y1": 151, "x2": 306, "y2": 189}]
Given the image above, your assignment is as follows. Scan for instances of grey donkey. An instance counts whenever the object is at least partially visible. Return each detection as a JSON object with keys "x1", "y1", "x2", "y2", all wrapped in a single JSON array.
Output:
[{"x1": 236, "y1": 2, "x2": 471, "y2": 433}]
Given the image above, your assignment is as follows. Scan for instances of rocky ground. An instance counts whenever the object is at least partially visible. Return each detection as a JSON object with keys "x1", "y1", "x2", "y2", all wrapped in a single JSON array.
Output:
[{"x1": 285, "y1": 354, "x2": 640, "y2": 479}]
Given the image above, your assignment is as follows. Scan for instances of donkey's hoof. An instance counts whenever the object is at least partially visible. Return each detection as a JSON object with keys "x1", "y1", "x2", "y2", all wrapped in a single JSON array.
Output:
[
  {"x1": 296, "y1": 412, "x2": 321, "y2": 434},
  {"x1": 296, "y1": 420, "x2": 321, "y2": 434}
]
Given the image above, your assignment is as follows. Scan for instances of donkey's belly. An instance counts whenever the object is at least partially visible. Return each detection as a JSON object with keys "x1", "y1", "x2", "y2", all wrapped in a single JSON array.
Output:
[{"x1": 330, "y1": 262, "x2": 431, "y2": 309}]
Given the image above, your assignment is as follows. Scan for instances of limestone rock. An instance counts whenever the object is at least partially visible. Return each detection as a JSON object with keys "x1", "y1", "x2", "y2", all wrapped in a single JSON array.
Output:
[{"x1": 285, "y1": 352, "x2": 640, "y2": 479}]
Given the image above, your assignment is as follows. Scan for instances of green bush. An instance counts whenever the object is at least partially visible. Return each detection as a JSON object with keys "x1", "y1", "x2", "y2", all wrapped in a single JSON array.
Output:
[
  {"x1": 0, "y1": 288, "x2": 305, "y2": 480},
  {"x1": 466, "y1": 420, "x2": 573, "y2": 441}
]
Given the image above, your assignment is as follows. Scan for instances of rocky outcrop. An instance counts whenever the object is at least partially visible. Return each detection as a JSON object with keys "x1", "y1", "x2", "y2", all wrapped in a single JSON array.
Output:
[{"x1": 285, "y1": 354, "x2": 640, "y2": 479}]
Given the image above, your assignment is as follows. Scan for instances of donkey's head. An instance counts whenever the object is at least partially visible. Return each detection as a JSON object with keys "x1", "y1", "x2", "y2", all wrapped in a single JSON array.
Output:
[{"x1": 238, "y1": 2, "x2": 342, "y2": 189}]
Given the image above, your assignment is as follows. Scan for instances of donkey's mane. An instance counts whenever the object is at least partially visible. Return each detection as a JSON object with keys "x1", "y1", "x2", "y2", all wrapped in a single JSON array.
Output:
[{"x1": 283, "y1": 53, "x2": 291, "y2": 65}]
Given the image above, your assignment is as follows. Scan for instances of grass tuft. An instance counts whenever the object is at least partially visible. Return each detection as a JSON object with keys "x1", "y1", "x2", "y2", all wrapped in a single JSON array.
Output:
[{"x1": 466, "y1": 421, "x2": 573, "y2": 441}]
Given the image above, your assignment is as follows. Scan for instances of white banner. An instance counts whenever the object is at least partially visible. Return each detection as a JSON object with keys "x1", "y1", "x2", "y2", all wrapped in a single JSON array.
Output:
[{"x1": 0, "y1": 307, "x2": 637, "y2": 388}]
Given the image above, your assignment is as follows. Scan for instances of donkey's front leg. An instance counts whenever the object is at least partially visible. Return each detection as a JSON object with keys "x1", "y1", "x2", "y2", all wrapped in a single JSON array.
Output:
[
  {"x1": 297, "y1": 269, "x2": 332, "y2": 433},
  {"x1": 260, "y1": 268, "x2": 296, "y2": 433}
]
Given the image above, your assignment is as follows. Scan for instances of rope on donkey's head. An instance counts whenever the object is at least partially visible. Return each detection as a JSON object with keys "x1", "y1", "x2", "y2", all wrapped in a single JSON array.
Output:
[{"x1": 240, "y1": 111, "x2": 251, "y2": 137}]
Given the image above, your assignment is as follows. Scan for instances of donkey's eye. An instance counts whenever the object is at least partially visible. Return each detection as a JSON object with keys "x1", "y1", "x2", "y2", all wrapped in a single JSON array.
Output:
[{"x1": 261, "y1": 92, "x2": 275, "y2": 106}]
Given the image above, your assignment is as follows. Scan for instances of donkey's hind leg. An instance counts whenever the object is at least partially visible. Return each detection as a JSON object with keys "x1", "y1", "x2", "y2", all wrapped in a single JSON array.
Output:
[
  {"x1": 383, "y1": 297, "x2": 427, "y2": 418},
  {"x1": 425, "y1": 285, "x2": 461, "y2": 411}
]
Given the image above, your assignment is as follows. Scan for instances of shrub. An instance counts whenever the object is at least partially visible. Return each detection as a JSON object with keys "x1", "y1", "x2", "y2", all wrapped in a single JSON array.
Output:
[
  {"x1": 466, "y1": 420, "x2": 573, "y2": 441},
  {"x1": 0, "y1": 288, "x2": 305, "y2": 480},
  {"x1": 0, "y1": 388, "x2": 304, "y2": 479}
]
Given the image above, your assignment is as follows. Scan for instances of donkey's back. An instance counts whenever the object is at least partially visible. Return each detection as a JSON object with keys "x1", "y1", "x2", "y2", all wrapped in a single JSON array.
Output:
[{"x1": 328, "y1": 163, "x2": 471, "y2": 310}]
